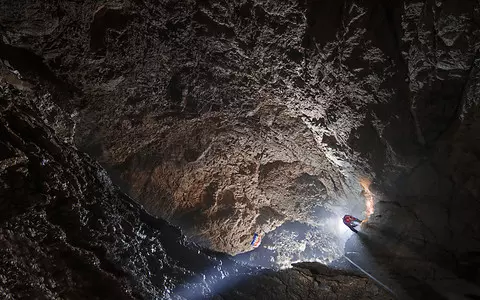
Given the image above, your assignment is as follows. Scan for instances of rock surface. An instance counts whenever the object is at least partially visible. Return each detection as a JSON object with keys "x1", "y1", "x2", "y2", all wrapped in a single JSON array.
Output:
[
  {"x1": 0, "y1": 80, "x2": 240, "y2": 299},
  {"x1": 216, "y1": 262, "x2": 393, "y2": 300},
  {"x1": 0, "y1": 79, "x2": 391, "y2": 299},
  {"x1": 1, "y1": 0, "x2": 480, "y2": 296}
]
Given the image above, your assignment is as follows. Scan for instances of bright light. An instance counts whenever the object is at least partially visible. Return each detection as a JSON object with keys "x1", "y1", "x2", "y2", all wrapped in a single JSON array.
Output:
[
  {"x1": 359, "y1": 178, "x2": 374, "y2": 221},
  {"x1": 337, "y1": 217, "x2": 346, "y2": 233},
  {"x1": 334, "y1": 216, "x2": 353, "y2": 239}
]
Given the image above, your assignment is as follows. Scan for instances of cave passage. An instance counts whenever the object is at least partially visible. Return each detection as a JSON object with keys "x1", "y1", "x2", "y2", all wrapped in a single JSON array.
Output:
[{"x1": 1, "y1": 0, "x2": 479, "y2": 299}]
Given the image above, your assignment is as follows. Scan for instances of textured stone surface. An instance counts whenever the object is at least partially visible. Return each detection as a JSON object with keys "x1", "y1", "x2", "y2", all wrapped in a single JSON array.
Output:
[
  {"x1": 0, "y1": 81, "x2": 243, "y2": 299},
  {"x1": 1, "y1": 0, "x2": 480, "y2": 297},
  {"x1": 216, "y1": 262, "x2": 393, "y2": 300},
  {"x1": 1, "y1": 0, "x2": 368, "y2": 257},
  {"x1": 0, "y1": 79, "x2": 391, "y2": 299}
]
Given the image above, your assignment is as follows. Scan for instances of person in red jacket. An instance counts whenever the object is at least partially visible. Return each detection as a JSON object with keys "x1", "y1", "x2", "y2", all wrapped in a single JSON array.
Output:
[{"x1": 343, "y1": 215, "x2": 363, "y2": 233}]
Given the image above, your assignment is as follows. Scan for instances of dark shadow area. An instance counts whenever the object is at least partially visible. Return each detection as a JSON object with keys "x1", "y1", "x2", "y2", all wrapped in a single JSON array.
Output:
[
  {"x1": 354, "y1": 231, "x2": 449, "y2": 300},
  {"x1": 351, "y1": 225, "x2": 480, "y2": 300},
  {"x1": 362, "y1": 223, "x2": 456, "y2": 270},
  {"x1": 0, "y1": 42, "x2": 81, "y2": 111},
  {"x1": 90, "y1": 6, "x2": 132, "y2": 54},
  {"x1": 363, "y1": 206, "x2": 480, "y2": 285}
]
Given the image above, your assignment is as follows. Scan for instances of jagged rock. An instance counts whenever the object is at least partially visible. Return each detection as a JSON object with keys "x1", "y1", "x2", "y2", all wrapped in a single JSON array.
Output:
[
  {"x1": 0, "y1": 81, "x2": 246, "y2": 299},
  {"x1": 0, "y1": 80, "x2": 392, "y2": 299},
  {"x1": 215, "y1": 262, "x2": 393, "y2": 300},
  {"x1": 1, "y1": 0, "x2": 480, "y2": 297}
]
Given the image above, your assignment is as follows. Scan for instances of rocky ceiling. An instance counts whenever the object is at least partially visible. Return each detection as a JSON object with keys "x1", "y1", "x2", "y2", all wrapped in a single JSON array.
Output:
[{"x1": 1, "y1": 0, "x2": 480, "y2": 298}]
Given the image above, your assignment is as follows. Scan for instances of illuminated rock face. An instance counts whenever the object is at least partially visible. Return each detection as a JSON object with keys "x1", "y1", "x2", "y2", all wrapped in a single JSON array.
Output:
[
  {"x1": 1, "y1": 0, "x2": 479, "y2": 285},
  {"x1": 0, "y1": 82, "x2": 392, "y2": 299},
  {"x1": 0, "y1": 83, "x2": 235, "y2": 299}
]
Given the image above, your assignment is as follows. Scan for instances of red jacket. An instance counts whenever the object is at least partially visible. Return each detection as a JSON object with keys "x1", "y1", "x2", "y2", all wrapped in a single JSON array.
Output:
[{"x1": 343, "y1": 215, "x2": 355, "y2": 226}]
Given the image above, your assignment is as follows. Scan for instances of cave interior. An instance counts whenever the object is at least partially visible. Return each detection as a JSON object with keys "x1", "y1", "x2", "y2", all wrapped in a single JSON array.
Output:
[{"x1": 0, "y1": 0, "x2": 480, "y2": 299}]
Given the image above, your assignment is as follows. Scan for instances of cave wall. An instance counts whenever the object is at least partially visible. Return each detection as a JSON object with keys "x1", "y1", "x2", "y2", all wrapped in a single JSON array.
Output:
[
  {"x1": 355, "y1": 56, "x2": 480, "y2": 295},
  {"x1": 1, "y1": 0, "x2": 479, "y2": 261},
  {"x1": 0, "y1": 80, "x2": 243, "y2": 299},
  {"x1": 0, "y1": 76, "x2": 394, "y2": 299}
]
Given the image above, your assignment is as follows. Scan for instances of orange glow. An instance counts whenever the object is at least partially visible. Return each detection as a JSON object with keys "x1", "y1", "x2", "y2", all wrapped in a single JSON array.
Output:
[{"x1": 360, "y1": 178, "x2": 374, "y2": 221}]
